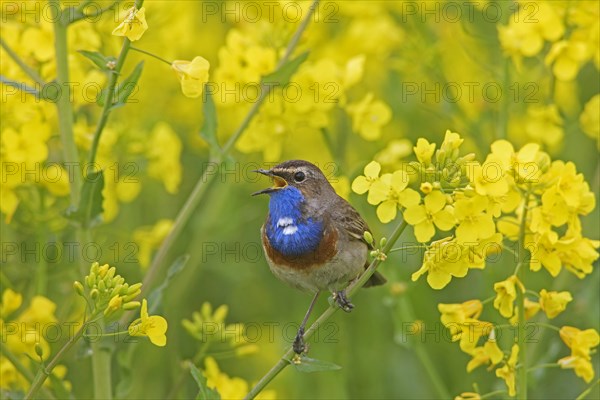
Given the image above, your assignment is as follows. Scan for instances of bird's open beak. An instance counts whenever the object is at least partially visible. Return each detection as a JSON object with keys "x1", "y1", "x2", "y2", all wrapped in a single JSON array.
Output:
[{"x1": 252, "y1": 169, "x2": 288, "y2": 196}]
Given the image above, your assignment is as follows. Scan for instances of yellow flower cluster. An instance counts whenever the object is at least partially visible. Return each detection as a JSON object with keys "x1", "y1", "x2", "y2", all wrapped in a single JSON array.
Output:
[
  {"x1": 204, "y1": 357, "x2": 275, "y2": 400},
  {"x1": 182, "y1": 302, "x2": 258, "y2": 357},
  {"x1": 0, "y1": 289, "x2": 71, "y2": 392},
  {"x1": 78, "y1": 262, "x2": 142, "y2": 317},
  {"x1": 354, "y1": 128, "x2": 599, "y2": 395}
]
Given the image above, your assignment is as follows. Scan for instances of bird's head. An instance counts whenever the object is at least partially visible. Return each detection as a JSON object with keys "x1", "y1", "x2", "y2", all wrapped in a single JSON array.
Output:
[{"x1": 252, "y1": 160, "x2": 332, "y2": 197}]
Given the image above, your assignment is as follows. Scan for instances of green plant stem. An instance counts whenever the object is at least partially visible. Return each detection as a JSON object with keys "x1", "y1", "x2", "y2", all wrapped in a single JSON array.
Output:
[
  {"x1": 516, "y1": 189, "x2": 531, "y2": 400},
  {"x1": 71, "y1": 0, "x2": 121, "y2": 24},
  {"x1": 576, "y1": 379, "x2": 600, "y2": 400},
  {"x1": 480, "y1": 390, "x2": 508, "y2": 399},
  {"x1": 88, "y1": 40, "x2": 131, "y2": 166},
  {"x1": 25, "y1": 324, "x2": 86, "y2": 399},
  {"x1": 91, "y1": 318, "x2": 112, "y2": 400},
  {"x1": 393, "y1": 282, "x2": 451, "y2": 399},
  {"x1": 244, "y1": 220, "x2": 409, "y2": 400},
  {"x1": 536, "y1": 322, "x2": 560, "y2": 332},
  {"x1": 0, "y1": 76, "x2": 42, "y2": 99},
  {"x1": 127, "y1": 0, "x2": 320, "y2": 316},
  {"x1": 526, "y1": 363, "x2": 560, "y2": 372},
  {"x1": 0, "y1": 342, "x2": 55, "y2": 399},
  {"x1": 166, "y1": 340, "x2": 211, "y2": 398},
  {"x1": 49, "y1": 0, "x2": 81, "y2": 208},
  {"x1": 129, "y1": 46, "x2": 172, "y2": 66},
  {"x1": 0, "y1": 38, "x2": 46, "y2": 85}
]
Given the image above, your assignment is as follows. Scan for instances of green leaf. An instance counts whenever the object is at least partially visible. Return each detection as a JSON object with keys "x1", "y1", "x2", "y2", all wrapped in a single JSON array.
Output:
[
  {"x1": 112, "y1": 61, "x2": 144, "y2": 109},
  {"x1": 262, "y1": 51, "x2": 309, "y2": 86},
  {"x1": 190, "y1": 362, "x2": 221, "y2": 400},
  {"x1": 65, "y1": 170, "x2": 105, "y2": 228},
  {"x1": 78, "y1": 50, "x2": 116, "y2": 72},
  {"x1": 199, "y1": 85, "x2": 219, "y2": 151},
  {"x1": 288, "y1": 356, "x2": 342, "y2": 373},
  {"x1": 147, "y1": 254, "x2": 190, "y2": 314}
]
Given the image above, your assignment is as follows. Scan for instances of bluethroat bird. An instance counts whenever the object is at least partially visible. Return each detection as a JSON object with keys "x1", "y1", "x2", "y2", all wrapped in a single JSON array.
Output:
[{"x1": 253, "y1": 160, "x2": 386, "y2": 354}]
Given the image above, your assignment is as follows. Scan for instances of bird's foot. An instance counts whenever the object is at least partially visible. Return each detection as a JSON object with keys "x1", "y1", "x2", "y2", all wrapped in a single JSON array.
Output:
[
  {"x1": 333, "y1": 290, "x2": 354, "y2": 313},
  {"x1": 293, "y1": 327, "x2": 307, "y2": 354}
]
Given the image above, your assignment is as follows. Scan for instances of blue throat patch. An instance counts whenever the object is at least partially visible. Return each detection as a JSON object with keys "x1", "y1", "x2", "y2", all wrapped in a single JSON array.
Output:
[{"x1": 266, "y1": 186, "x2": 323, "y2": 257}]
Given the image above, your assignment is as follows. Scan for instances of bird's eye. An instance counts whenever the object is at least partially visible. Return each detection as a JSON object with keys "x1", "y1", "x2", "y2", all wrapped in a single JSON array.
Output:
[{"x1": 294, "y1": 171, "x2": 306, "y2": 182}]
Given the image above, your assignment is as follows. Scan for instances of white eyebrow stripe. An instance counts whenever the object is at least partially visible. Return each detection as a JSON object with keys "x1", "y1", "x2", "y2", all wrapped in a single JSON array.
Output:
[{"x1": 277, "y1": 217, "x2": 294, "y2": 227}]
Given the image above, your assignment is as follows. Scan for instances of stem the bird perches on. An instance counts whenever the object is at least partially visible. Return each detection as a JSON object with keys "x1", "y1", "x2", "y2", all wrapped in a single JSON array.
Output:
[{"x1": 244, "y1": 220, "x2": 409, "y2": 400}]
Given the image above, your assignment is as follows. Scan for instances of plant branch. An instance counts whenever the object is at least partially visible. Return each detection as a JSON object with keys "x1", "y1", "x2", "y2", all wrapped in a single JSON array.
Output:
[
  {"x1": 129, "y1": 46, "x2": 172, "y2": 66},
  {"x1": 516, "y1": 189, "x2": 531, "y2": 400},
  {"x1": 0, "y1": 342, "x2": 55, "y2": 399},
  {"x1": 25, "y1": 324, "x2": 86, "y2": 399},
  {"x1": 0, "y1": 38, "x2": 46, "y2": 86},
  {"x1": 49, "y1": 0, "x2": 82, "y2": 208},
  {"x1": 244, "y1": 220, "x2": 409, "y2": 400},
  {"x1": 0, "y1": 76, "x2": 42, "y2": 99},
  {"x1": 71, "y1": 0, "x2": 122, "y2": 24}
]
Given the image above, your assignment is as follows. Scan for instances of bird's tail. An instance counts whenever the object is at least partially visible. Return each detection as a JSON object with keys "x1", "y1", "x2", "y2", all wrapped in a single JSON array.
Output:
[{"x1": 363, "y1": 270, "x2": 387, "y2": 287}]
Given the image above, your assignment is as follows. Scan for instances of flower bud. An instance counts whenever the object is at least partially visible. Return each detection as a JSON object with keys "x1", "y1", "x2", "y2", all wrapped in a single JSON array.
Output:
[
  {"x1": 123, "y1": 301, "x2": 141, "y2": 310},
  {"x1": 420, "y1": 182, "x2": 433, "y2": 194},
  {"x1": 73, "y1": 281, "x2": 85, "y2": 296},
  {"x1": 91, "y1": 261, "x2": 99, "y2": 274},
  {"x1": 110, "y1": 284, "x2": 123, "y2": 299},
  {"x1": 86, "y1": 273, "x2": 96, "y2": 288},
  {"x1": 104, "y1": 295, "x2": 123, "y2": 315},
  {"x1": 34, "y1": 343, "x2": 44, "y2": 359},
  {"x1": 107, "y1": 267, "x2": 116, "y2": 280},
  {"x1": 98, "y1": 279, "x2": 106, "y2": 292},
  {"x1": 436, "y1": 150, "x2": 447, "y2": 165},
  {"x1": 122, "y1": 292, "x2": 140, "y2": 303},
  {"x1": 127, "y1": 283, "x2": 142, "y2": 294},
  {"x1": 98, "y1": 264, "x2": 109, "y2": 278},
  {"x1": 390, "y1": 282, "x2": 407, "y2": 296},
  {"x1": 363, "y1": 231, "x2": 374, "y2": 246},
  {"x1": 90, "y1": 288, "x2": 99, "y2": 299},
  {"x1": 379, "y1": 237, "x2": 387, "y2": 248}
]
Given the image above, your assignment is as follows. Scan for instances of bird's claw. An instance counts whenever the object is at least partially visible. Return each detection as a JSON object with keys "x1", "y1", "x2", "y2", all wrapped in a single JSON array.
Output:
[
  {"x1": 333, "y1": 290, "x2": 354, "y2": 313},
  {"x1": 293, "y1": 327, "x2": 306, "y2": 354}
]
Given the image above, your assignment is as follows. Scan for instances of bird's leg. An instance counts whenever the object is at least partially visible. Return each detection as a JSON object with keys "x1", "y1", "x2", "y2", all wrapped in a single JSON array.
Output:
[
  {"x1": 293, "y1": 291, "x2": 320, "y2": 354},
  {"x1": 333, "y1": 290, "x2": 354, "y2": 313}
]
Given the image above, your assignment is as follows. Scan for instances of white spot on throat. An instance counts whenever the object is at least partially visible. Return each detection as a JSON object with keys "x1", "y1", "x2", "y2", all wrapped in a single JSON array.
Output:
[
  {"x1": 277, "y1": 217, "x2": 297, "y2": 235},
  {"x1": 282, "y1": 225, "x2": 298, "y2": 235},
  {"x1": 277, "y1": 217, "x2": 294, "y2": 227}
]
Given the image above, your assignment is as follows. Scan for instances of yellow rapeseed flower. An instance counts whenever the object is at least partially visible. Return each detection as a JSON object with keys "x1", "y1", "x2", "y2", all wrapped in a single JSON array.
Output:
[
  {"x1": 351, "y1": 161, "x2": 381, "y2": 195},
  {"x1": 496, "y1": 344, "x2": 519, "y2": 397},
  {"x1": 368, "y1": 170, "x2": 420, "y2": 223},
  {"x1": 539, "y1": 289, "x2": 572, "y2": 319},
  {"x1": 466, "y1": 338, "x2": 504, "y2": 372},
  {"x1": 112, "y1": 6, "x2": 148, "y2": 42},
  {"x1": 128, "y1": 299, "x2": 168, "y2": 347},
  {"x1": 493, "y1": 275, "x2": 523, "y2": 318},
  {"x1": 414, "y1": 138, "x2": 436, "y2": 165},
  {"x1": 346, "y1": 93, "x2": 392, "y2": 141},
  {"x1": 412, "y1": 237, "x2": 468, "y2": 289},
  {"x1": 403, "y1": 190, "x2": 455, "y2": 243},
  {"x1": 558, "y1": 326, "x2": 600, "y2": 383},
  {"x1": 454, "y1": 195, "x2": 495, "y2": 244},
  {"x1": 172, "y1": 56, "x2": 210, "y2": 98}
]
